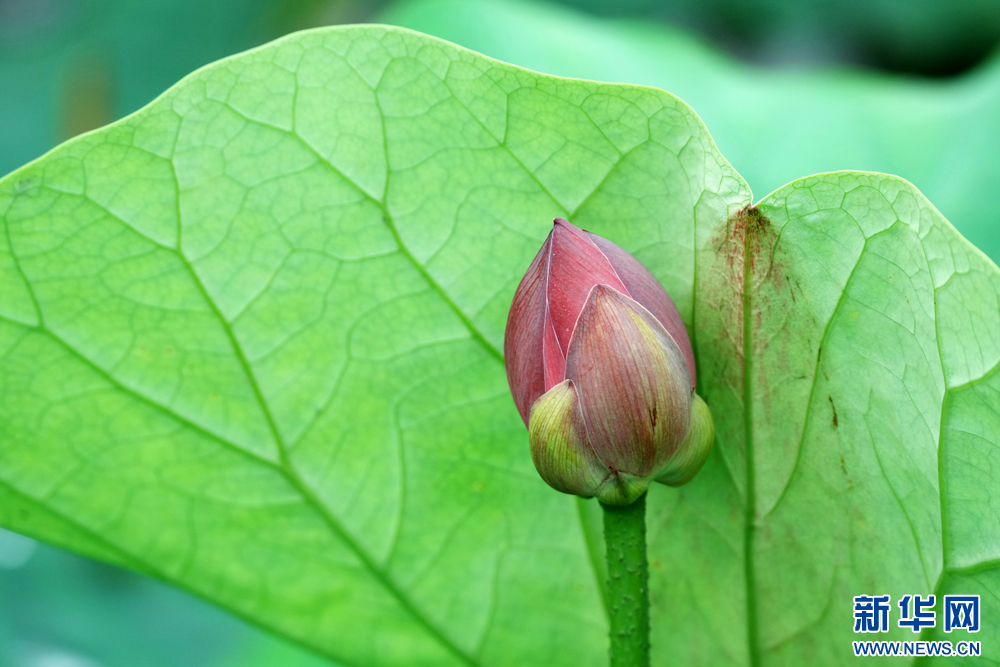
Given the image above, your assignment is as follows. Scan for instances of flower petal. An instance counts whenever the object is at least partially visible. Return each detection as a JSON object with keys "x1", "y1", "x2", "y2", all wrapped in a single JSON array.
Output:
[
  {"x1": 565, "y1": 285, "x2": 692, "y2": 477},
  {"x1": 587, "y1": 232, "x2": 696, "y2": 388},
  {"x1": 504, "y1": 234, "x2": 552, "y2": 425},
  {"x1": 546, "y1": 218, "x2": 629, "y2": 368}
]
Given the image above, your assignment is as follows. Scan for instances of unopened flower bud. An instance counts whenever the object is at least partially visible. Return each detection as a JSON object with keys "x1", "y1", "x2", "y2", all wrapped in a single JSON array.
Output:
[{"x1": 505, "y1": 218, "x2": 714, "y2": 504}]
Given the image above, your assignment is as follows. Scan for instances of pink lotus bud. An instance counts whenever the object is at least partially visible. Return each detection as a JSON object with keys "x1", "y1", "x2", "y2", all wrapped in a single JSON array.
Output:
[{"x1": 505, "y1": 219, "x2": 713, "y2": 504}]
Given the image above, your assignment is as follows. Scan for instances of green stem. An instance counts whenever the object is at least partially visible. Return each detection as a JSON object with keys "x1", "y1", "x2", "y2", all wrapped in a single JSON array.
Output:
[{"x1": 601, "y1": 493, "x2": 650, "y2": 667}]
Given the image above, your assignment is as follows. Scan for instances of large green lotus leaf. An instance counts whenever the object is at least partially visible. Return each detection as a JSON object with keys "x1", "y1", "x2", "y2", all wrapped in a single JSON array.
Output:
[
  {"x1": 1, "y1": 24, "x2": 998, "y2": 667},
  {"x1": 0, "y1": 25, "x2": 746, "y2": 667},
  {"x1": 380, "y1": 0, "x2": 1000, "y2": 265},
  {"x1": 647, "y1": 172, "x2": 1000, "y2": 665}
]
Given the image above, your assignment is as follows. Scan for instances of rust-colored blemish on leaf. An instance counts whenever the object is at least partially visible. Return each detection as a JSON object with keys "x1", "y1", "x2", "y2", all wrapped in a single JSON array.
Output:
[
  {"x1": 705, "y1": 205, "x2": 782, "y2": 343},
  {"x1": 840, "y1": 455, "x2": 853, "y2": 490},
  {"x1": 705, "y1": 205, "x2": 788, "y2": 413}
]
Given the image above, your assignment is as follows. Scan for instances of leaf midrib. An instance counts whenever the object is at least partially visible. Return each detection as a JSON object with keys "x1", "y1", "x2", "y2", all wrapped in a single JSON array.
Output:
[{"x1": 742, "y1": 209, "x2": 760, "y2": 667}]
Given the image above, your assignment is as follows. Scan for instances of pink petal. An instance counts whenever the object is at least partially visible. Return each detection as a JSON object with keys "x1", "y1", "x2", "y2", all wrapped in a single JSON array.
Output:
[
  {"x1": 587, "y1": 233, "x2": 696, "y2": 388},
  {"x1": 544, "y1": 219, "x2": 630, "y2": 374},
  {"x1": 565, "y1": 285, "x2": 692, "y2": 477},
  {"x1": 504, "y1": 234, "x2": 552, "y2": 426},
  {"x1": 542, "y1": 305, "x2": 564, "y2": 394}
]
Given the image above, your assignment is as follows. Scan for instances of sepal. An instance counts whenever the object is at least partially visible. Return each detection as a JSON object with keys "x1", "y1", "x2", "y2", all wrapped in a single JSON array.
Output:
[
  {"x1": 594, "y1": 473, "x2": 649, "y2": 506},
  {"x1": 528, "y1": 380, "x2": 609, "y2": 497},
  {"x1": 655, "y1": 393, "x2": 714, "y2": 487}
]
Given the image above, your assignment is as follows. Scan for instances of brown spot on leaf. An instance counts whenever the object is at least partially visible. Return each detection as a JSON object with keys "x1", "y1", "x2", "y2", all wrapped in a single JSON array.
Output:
[
  {"x1": 722, "y1": 206, "x2": 778, "y2": 292},
  {"x1": 704, "y1": 206, "x2": 783, "y2": 355},
  {"x1": 829, "y1": 396, "x2": 839, "y2": 429},
  {"x1": 840, "y1": 456, "x2": 853, "y2": 490},
  {"x1": 699, "y1": 204, "x2": 804, "y2": 419}
]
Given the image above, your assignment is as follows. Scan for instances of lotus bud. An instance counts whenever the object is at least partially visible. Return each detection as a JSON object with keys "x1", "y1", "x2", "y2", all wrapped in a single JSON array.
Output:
[{"x1": 504, "y1": 218, "x2": 714, "y2": 505}]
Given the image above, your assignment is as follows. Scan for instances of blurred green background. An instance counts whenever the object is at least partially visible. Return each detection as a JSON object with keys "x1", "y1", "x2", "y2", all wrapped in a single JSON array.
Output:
[{"x1": 2, "y1": 0, "x2": 998, "y2": 664}]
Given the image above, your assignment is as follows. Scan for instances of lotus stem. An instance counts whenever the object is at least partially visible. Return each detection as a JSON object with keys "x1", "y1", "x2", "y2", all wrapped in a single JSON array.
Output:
[{"x1": 601, "y1": 493, "x2": 650, "y2": 667}]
